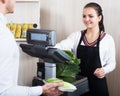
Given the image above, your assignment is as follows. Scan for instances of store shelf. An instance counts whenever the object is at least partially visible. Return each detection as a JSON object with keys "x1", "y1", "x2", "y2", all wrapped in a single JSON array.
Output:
[
  {"x1": 15, "y1": 38, "x2": 26, "y2": 42},
  {"x1": 6, "y1": 0, "x2": 40, "y2": 27},
  {"x1": 16, "y1": 0, "x2": 39, "y2": 2},
  {"x1": 7, "y1": 0, "x2": 40, "y2": 41}
]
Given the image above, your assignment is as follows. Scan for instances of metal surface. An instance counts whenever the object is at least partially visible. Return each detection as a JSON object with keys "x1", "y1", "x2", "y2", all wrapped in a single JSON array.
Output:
[{"x1": 61, "y1": 77, "x2": 89, "y2": 96}]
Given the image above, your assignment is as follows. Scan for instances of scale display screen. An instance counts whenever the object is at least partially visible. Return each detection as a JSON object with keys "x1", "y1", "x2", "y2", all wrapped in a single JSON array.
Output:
[
  {"x1": 27, "y1": 29, "x2": 56, "y2": 46},
  {"x1": 31, "y1": 33, "x2": 47, "y2": 41}
]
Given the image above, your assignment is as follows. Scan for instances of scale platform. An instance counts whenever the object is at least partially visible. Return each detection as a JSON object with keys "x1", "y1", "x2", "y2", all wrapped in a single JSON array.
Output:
[{"x1": 61, "y1": 76, "x2": 89, "y2": 96}]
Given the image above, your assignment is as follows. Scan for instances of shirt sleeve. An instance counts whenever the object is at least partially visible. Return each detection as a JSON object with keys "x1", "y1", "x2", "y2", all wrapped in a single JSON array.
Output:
[
  {"x1": 102, "y1": 35, "x2": 116, "y2": 74},
  {"x1": 1, "y1": 86, "x2": 43, "y2": 96},
  {"x1": 55, "y1": 33, "x2": 74, "y2": 50},
  {"x1": 55, "y1": 31, "x2": 81, "y2": 51}
]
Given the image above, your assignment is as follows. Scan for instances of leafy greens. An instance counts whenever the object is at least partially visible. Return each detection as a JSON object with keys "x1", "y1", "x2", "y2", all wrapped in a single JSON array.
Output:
[{"x1": 56, "y1": 50, "x2": 80, "y2": 83}]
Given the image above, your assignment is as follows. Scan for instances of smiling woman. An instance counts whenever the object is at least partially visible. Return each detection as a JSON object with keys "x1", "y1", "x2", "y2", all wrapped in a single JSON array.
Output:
[
  {"x1": 55, "y1": 2, "x2": 116, "y2": 96},
  {"x1": 82, "y1": 8, "x2": 102, "y2": 31},
  {"x1": 40, "y1": 0, "x2": 120, "y2": 95}
]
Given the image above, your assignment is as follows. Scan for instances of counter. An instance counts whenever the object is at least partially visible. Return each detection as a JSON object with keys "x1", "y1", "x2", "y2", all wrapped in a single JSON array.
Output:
[{"x1": 62, "y1": 77, "x2": 89, "y2": 96}]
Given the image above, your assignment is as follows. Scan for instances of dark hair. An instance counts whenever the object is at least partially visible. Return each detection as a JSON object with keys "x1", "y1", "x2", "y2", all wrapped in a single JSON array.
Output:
[{"x1": 84, "y1": 2, "x2": 105, "y2": 32}]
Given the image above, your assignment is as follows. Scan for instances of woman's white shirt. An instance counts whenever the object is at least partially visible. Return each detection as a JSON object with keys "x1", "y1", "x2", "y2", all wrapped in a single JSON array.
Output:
[{"x1": 55, "y1": 31, "x2": 116, "y2": 74}]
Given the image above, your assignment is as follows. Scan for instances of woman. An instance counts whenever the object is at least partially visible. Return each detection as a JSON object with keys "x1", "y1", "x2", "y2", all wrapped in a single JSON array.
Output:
[{"x1": 55, "y1": 2, "x2": 116, "y2": 96}]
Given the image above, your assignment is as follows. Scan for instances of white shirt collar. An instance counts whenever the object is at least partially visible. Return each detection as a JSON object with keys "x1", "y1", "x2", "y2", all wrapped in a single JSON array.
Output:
[{"x1": 0, "y1": 13, "x2": 8, "y2": 25}]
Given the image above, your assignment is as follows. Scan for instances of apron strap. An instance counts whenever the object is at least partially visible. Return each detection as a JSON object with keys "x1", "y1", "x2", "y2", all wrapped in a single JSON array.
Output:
[
  {"x1": 79, "y1": 30, "x2": 87, "y2": 44},
  {"x1": 96, "y1": 31, "x2": 101, "y2": 49}
]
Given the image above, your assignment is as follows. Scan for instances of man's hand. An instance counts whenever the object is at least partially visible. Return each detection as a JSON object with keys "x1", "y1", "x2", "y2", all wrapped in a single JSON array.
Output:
[
  {"x1": 42, "y1": 82, "x2": 64, "y2": 96},
  {"x1": 94, "y1": 68, "x2": 105, "y2": 78}
]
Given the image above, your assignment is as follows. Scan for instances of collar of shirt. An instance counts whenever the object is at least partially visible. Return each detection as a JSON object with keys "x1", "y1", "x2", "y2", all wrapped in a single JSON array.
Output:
[{"x1": 0, "y1": 13, "x2": 8, "y2": 26}]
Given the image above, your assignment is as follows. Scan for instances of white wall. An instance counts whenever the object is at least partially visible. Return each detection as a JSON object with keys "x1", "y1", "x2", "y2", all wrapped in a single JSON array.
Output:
[
  {"x1": 40, "y1": 0, "x2": 120, "y2": 96},
  {"x1": 6, "y1": 1, "x2": 40, "y2": 27}
]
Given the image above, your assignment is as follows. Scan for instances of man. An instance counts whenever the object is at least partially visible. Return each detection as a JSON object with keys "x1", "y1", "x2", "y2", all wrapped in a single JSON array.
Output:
[{"x1": 0, "y1": 0, "x2": 63, "y2": 96}]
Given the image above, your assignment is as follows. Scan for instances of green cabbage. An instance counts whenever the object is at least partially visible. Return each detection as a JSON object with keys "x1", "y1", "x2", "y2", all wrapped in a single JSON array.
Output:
[
  {"x1": 45, "y1": 78, "x2": 77, "y2": 92},
  {"x1": 45, "y1": 78, "x2": 63, "y2": 83},
  {"x1": 56, "y1": 50, "x2": 80, "y2": 83}
]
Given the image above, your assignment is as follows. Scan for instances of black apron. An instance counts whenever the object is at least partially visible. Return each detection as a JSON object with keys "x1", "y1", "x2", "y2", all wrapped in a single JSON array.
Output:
[{"x1": 77, "y1": 31, "x2": 109, "y2": 96}]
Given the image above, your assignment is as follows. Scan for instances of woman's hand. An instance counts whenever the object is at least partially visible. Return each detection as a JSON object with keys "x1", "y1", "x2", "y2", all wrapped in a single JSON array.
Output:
[
  {"x1": 93, "y1": 68, "x2": 105, "y2": 78},
  {"x1": 42, "y1": 82, "x2": 64, "y2": 96}
]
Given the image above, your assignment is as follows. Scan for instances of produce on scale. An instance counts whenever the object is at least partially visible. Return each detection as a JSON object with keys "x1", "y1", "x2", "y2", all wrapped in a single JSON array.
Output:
[{"x1": 56, "y1": 50, "x2": 80, "y2": 83}]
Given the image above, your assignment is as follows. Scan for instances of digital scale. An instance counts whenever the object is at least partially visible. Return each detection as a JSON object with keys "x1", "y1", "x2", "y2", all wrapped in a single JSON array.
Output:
[{"x1": 20, "y1": 29, "x2": 89, "y2": 96}]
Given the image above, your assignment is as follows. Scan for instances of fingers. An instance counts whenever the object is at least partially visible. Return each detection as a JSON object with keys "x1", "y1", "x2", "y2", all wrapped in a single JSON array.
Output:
[
  {"x1": 42, "y1": 82, "x2": 64, "y2": 96},
  {"x1": 94, "y1": 68, "x2": 105, "y2": 78},
  {"x1": 52, "y1": 82, "x2": 64, "y2": 88},
  {"x1": 43, "y1": 82, "x2": 64, "y2": 90},
  {"x1": 43, "y1": 88, "x2": 63, "y2": 96}
]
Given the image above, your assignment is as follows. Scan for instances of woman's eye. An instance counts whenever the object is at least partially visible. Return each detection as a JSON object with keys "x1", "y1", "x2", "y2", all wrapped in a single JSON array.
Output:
[
  {"x1": 89, "y1": 15, "x2": 93, "y2": 18},
  {"x1": 83, "y1": 15, "x2": 93, "y2": 18}
]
